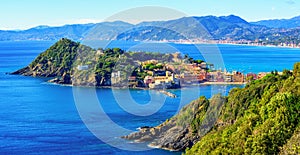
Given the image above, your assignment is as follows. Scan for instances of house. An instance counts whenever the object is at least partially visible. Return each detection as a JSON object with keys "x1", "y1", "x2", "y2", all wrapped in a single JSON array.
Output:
[
  {"x1": 233, "y1": 71, "x2": 244, "y2": 82},
  {"x1": 224, "y1": 72, "x2": 233, "y2": 82},
  {"x1": 77, "y1": 65, "x2": 89, "y2": 71},
  {"x1": 198, "y1": 70, "x2": 208, "y2": 81},
  {"x1": 149, "y1": 76, "x2": 172, "y2": 89},
  {"x1": 181, "y1": 73, "x2": 201, "y2": 84},
  {"x1": 148, "y1": 72, "x2": 179, "y2": 89},
  {"x1": 128, "y1": 76, "x2": 138, "y2": 87},
  {"x1": 144, "y1": 76, "x2": 154, "y2": 86},
  {"x1": 111, "y1": 71, "x2": 122, "y2": 84},
  {"x1": 200, "y1": 62, "x2": 208, "y2": 69},
  {"x1": 112, "y1": 71, "x2": 121, "y2": 78},
  {"x1": 208, "y1": 71, "x2": 224, "y2": 82},
  {"x1": 257, "y1": 72, "x2": 268, "y2": 79}
]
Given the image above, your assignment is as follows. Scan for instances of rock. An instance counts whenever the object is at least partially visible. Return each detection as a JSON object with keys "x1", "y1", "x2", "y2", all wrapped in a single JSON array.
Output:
[{"x1": 122, "y1": 96, "x2": 225, "y2": 151}]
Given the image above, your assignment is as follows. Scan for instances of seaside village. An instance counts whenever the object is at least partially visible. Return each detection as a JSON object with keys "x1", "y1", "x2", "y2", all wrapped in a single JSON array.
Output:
[{"x1": 110, "y1": 56, "x2": 269, "y2": 89}]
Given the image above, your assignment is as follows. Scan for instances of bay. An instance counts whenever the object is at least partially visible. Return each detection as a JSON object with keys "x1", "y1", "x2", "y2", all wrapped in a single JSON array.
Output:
[{"x1": 0, "y1": 40, "x2": 299, "y2": 154}]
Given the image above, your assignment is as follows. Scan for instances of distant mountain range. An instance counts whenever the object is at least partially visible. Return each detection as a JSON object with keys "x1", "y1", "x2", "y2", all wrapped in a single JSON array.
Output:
[
  {"x1": 1, "y1": 15, "x2": 300, "y2": 44},
  {"x1": 251, "y1": 16, "x2": 300, "y2": 29}
]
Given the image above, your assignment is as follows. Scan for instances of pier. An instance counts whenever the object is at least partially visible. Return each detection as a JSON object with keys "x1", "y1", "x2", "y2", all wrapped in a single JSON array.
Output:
[{"x1": 158, "y1": 90, "x2": 177, "y2": 98}]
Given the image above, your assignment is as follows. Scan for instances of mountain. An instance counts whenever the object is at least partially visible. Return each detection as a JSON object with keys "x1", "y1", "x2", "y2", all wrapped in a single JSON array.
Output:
[
  {"x1": 123, "y1": 63, "x2": 300, "y2": 154},
  {"x1": 0, "y1": 21, "x2": 133, "y2": 41},
  {"x1": 0, "y1": 24, "x2": 94, "y2": 41},
  {"x1": 117, "y1": 15, "x2": 267, "y2": 41},
  {"x1": 82, "y1": 21, "x2": 133, "y2": 40},
  {"x1": 0, "y1": 15, "x2": 299, "y2": 44},
  {"x1": 251, "y1": 15, "x2": 300, "y2": 28}
]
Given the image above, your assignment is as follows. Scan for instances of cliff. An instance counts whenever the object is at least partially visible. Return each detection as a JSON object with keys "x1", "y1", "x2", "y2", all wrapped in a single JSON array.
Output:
[
  {"x1": 11, "y1": 38, "x2": 81, "y2": 84},
  {"x1": 123, "y1": 63, "x2": 300, "y2": 154},
  {"x1": 11, "y1": 38, "x2": 122, "y2": 86},
  {"x1": 122, "y1": 95, "x2": 226, "y2": 151}
]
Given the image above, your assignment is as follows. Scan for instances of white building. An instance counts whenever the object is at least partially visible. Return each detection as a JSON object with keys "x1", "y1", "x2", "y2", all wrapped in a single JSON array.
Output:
[{"x1": 77, "y1": 65, "x2": 89, "y2": 71}]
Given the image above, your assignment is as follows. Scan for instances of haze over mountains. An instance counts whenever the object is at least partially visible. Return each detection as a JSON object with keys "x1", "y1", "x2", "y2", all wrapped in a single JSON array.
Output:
[{"x1": 1, "y1": 15, "x2": 300, "y2": 42}]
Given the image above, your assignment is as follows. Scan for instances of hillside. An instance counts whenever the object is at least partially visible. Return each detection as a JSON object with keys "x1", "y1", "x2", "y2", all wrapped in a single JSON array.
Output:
[
  {"x1": 251, "y1": 16, "x2": 300, "y2": 28},
  {"x1": 123, "y1": 63, "x2": 300, "y2": 154},
  {"x1": 11, "y1": 38, "x2": 196, "y2": 88},
  {"x1": 1, "y1": 15, "x2": 300, "y2": 44},
  {"x1": 119, "y1": 15, "x2": 267, "y2": 41},
  {"x1": 0, "y1": 21, "x2": 133, "y2": 41}
]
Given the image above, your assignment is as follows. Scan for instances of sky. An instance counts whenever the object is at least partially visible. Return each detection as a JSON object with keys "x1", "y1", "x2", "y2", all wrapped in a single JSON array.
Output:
[{"x1": 0, "y1": 0, "x2": 299, "y2": 30}]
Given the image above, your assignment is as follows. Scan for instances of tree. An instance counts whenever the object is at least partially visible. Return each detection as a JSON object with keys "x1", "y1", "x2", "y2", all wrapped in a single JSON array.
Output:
[
  {"x1": 293, "y1": 62, "x2": 300, "y2": 77},
  {"x1": 246, "y1": 75, "x2": 254, "y2": 82}
]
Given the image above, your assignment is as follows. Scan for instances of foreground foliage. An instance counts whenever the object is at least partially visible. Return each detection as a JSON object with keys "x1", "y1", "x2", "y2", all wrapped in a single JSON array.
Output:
[{"x1": 185, "y1": 63, "x2": 300, "y2": 154}]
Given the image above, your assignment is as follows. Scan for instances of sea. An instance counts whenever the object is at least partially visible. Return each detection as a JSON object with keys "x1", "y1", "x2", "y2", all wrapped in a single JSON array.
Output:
[{"x1": 0, "y1": 40, "x2": 299, "y2": 154}]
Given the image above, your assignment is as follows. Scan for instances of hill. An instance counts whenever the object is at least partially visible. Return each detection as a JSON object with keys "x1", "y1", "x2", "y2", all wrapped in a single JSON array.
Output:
[
  {"x1": 123, "y1": 63, "x2": 300, "y2": 154},
  {"x1": 1, "y1": 15, "x2": 299, "y2": 44},
  {"x1": 117, "y1": 15, "x2": 266, "y2": 41},
  {"x1": 251, "y1": 16, "x2": 300, "y2": 28},
  {"x1": 11, "y1": 38, "x2": 196, "y2": 88},
  {"x1": 11, "y1": 38, "x2": 124, "y2": 86},
  {"x1": 0, "y1": 21, "x2": 133, "y2": 41}
]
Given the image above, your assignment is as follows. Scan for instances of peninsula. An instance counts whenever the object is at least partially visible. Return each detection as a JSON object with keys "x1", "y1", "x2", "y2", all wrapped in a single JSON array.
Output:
[{"x1": 12, "y1": 38, "x2": 264, "y2": 89}]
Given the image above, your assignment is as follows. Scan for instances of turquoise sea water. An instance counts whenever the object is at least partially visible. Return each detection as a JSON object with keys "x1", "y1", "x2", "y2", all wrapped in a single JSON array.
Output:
[{"x1": 0, "y1": 41, "x2": 299, "y2": 154}]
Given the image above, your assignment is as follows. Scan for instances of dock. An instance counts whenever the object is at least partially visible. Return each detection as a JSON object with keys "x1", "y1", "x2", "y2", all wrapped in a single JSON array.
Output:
[{"x1": 158, "y1": 90, "x2": 177, "y2": 98}]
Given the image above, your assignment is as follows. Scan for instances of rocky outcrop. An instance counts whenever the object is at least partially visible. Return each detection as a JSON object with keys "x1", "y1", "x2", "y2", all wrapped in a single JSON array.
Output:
[
  {"x1": 11, "y1": 38, "x2": 192, "y2": 88},
  {"x1": 122, "y1": 120, "x2": 197, "y2": 151},
  {"x1": 11, "y1": 38, "x2": 80, "y2": 85},
  {"x1": 122, "y1": 95, "x2": 226, "y2": 151}
]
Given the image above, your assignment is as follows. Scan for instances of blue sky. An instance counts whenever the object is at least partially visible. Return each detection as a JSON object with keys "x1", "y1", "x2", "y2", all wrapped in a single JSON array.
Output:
[{"x1": 1, "y1": 0, "x2": 299, "y2": 30}]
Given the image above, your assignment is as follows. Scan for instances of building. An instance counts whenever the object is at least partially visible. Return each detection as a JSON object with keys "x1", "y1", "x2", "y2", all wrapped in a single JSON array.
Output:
[
  {"x1": 208, "y1": 71, "x2": 224, "y2": 82},
  {"x1": 198, "y1": 70, "x2": 208, "y2": 81},
  {"x1": 77, "y1": 65, "x2": 89, "y2": 71},
  {"x1": 181, "y1": 73, "x2": 201, "y2": 84},
  {"x1": 257, "y1": 72, "x2": 268, "y2": 79},
  {"x1": 111, "y1": 71, "x2": 122, "y2": 84},
  {"x1": 247, "y1": 73, "x2": 257, "y2": 80},
  {"x1": 148, "y1": 72, "x2": 180, "y2": 89},
  {"x1": 232, "y1": 71, "x2": 244, "y2": 82},
  {"x1": 200, "y1": 62, "x2": 208, "y2": 69},
  {"x1": 128, "y1": 76, "x2": 138, "y2": 87},
  {"x1": 144, "y1": 76, "x2": 154, "y2": 86},
  {"x1": 224, "y1": 72, "x2": 233, "y2": 82}
]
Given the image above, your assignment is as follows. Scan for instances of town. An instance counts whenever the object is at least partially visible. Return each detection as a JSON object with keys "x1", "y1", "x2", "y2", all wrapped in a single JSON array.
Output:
[{"x1": 109, "y1": 53, "x2": 270, "y2": 89}]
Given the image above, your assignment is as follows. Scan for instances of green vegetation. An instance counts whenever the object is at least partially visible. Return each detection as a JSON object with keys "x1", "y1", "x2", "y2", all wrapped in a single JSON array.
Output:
[
  {"x1": 184, "y1": 54, "x2": 204, "y2": 64},
  {"x1": 16, "y1": 38, "x2": 190, "y2": 87},
  {"x1": 176, "y1": 96, "x2": 210, "y2": 130},
  {"x1": 280, "y1": 126, "x2": 300, "y2": 154},
  {"x1": 184, "y1": 63, "x2": 300, "y2": 155},
  {"x1": 29, "y1": 38, "x2": 80, "y2": 77},
  {"x1": 94, "y1": 48, "x2": 124, "y2": 86},
  {"x1": 18, "y1": 39, "x2": 300, "y2": 153}
]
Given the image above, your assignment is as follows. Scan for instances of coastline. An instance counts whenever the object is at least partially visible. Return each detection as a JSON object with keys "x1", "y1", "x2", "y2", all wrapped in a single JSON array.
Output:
[
  {"x1": 198, "y1": 82, "x2": 246, "y2": 85},
  {"x1": 41, "y1": 78, "x2": 244, "y2": 98},
  {"x1": 46, "y1": 80, "x2": 246, "y2": 89},
  {"x1": 142, "y1": 40, "x2": 300, "y2": 49}
]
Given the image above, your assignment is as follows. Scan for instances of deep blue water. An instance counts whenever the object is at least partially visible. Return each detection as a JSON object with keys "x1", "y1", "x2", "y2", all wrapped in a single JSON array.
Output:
[
  {"x1": 0, "y1": 41, "x2": 299, "y2": 154},
  {"x1": 84, "y1": 40, "x2": 300, "y2": 73}
]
